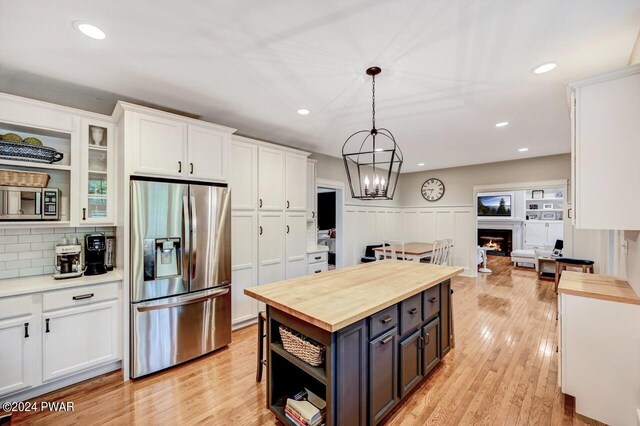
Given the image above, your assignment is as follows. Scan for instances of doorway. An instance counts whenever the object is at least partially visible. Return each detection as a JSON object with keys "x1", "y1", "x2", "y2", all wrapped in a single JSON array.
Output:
[{"x1": 316, "y1": 179, "x2": 344, "y2": 269}]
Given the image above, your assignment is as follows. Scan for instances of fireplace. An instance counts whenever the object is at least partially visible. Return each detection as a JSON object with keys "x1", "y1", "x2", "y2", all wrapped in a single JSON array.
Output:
[{"x1": 478, "y1": 228, "x2": 513, "y2": 256}]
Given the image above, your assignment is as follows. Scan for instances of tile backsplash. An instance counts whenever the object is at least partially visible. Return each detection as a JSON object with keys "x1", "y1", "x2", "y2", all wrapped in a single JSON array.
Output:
[{"x1": 0, "y1": 227, "x2": 115, "y2": 280}]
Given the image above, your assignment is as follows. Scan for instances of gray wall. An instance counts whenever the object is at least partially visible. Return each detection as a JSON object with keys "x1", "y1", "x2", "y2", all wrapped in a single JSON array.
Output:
[{"x1": 397, "y1": 154, "x2": 571, "y2": 207}]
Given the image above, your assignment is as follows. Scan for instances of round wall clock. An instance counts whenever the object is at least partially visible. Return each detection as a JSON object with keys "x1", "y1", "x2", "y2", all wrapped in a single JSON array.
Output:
[{"x1": 421, "y1": 178, "x2": 445, "y2": 201}]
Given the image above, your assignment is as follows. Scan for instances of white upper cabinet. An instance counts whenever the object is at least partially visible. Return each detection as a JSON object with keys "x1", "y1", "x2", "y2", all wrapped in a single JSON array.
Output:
[
  {"x1": 133, "y1": 112, "x2": 188, "y2": 178},
  {"x1": 230, "y1": 139, "x2": 258, "y2": 210},
  {"x1": 306, "y1": 160, "x2": 317, "y2": 221},
  {"x1": 123, "y1": 104, "x2": 235, "y2": 182},
  {"x1": 285, "y1": 152, "x2": 307, "y2": 211},
  {"x1": 187, "y1": 125, "x2": 230, "y2": 181},
  {"x1": 569, "y1": 64, "x2": 640, "y2": 230},
  {"x1": 258, "y1": 146, "x2": 286, "y2": 211},
  {"x1": 79, "y1": 118, "x2": 115, "y2": 225}
]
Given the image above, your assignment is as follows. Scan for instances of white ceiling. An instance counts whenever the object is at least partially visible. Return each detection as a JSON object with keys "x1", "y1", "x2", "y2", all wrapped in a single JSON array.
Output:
[{"x1": 1, "y1": 1, "x2": 639, "y2": 172}]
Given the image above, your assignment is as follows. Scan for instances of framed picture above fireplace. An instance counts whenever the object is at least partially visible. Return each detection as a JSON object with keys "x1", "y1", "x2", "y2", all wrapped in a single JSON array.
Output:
[{"x1": 477, "y1": 192, "x2": 514, "y2": 219}]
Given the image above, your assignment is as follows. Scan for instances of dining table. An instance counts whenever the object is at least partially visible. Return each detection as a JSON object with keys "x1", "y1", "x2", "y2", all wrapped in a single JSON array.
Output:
[{"x1": 373, "y1": 242, "x2": 436, "y2": 262}]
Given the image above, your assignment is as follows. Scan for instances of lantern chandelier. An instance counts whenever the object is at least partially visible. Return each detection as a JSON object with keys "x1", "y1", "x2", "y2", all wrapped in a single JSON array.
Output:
[{"x1": 342, "y1": 66, "x2": 403, "y2": 200}]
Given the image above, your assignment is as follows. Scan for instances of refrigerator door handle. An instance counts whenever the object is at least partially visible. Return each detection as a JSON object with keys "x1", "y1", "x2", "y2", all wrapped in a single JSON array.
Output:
[
  {"x1": 182, "y1": 194, "x2": 191, "y2": 287},
  {"x1": 135, "y1": 287, "x2": 230, "y2": 312},
  {"x1": 190, "y1": 194, "x2": 198, "y2": 281}
]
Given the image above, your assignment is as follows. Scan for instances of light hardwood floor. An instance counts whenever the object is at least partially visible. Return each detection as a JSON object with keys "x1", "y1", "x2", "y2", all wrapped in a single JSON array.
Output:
[{"x1": 11, "y1": 257, "x2": 603, "y2": 425}]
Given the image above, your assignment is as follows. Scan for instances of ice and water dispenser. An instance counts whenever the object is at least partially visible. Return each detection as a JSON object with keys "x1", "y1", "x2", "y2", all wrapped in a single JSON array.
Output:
[{"x1": 143, "y1": 238, "x2": 182, "y2": 281}]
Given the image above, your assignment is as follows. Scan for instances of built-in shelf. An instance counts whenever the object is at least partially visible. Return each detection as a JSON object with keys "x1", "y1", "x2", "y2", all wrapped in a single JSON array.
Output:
[
  {"x1": 88, "y1": 170, "x2": 107, "y2": 175},
  {"x1": 0, "y1": 159, "x2": 71, "y2": 171},
  {"x1": 88, "y1": 145, "x2": 107, "y2": 151},
  {"x1": 525, "y1": 197, "x2": 563, "y2": 201},
  {"x1": 271, "y1": 343, "x2": 327, "y2": 385}
]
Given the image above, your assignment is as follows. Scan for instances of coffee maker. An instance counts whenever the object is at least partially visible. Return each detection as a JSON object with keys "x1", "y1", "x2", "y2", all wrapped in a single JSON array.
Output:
[
  {"x1": 84, "y1": 233, "x2": 107, "y2": 276},
  {"x1": 54, "y1": 241, "x2": 82, "y2": 279}
]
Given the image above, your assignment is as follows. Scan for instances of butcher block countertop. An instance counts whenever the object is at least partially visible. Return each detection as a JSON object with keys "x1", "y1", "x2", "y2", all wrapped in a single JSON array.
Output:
[
  {"x1": 558, "y1": 271, "x2": 640, "y2": 305},
  {"x1": 244, "y1": 260, "x2": 464, "y2": 332}
]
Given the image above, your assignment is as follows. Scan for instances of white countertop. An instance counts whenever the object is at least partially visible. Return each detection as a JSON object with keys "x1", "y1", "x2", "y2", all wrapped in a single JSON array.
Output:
[
  {"x1": 0, "y1": 269, "x2": 123, "y2": 298},
  {"x1": 307, "y1": 245, "x2": 329, "y2": 254}
]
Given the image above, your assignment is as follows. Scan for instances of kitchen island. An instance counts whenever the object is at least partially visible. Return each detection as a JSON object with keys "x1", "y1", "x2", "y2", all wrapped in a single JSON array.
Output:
[{"x1": 245, "y1": 260, "x2": 464, "y2": 426}]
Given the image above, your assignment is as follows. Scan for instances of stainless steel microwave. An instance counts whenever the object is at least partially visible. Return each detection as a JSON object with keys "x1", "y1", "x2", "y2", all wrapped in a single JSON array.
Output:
[{"x1": 0, "y1": 186, "x2": 60, "y2": 221}]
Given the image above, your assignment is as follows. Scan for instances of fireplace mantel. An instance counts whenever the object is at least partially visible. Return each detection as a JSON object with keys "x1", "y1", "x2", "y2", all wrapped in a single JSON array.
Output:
[{"x1": 477, "y1": 219, "x2": 524, "y2": 230}]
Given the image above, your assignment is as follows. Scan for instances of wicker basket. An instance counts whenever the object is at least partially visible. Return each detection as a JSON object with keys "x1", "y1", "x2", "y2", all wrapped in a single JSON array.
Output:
[
  {"x1": 279, "y1": 326, "x2": 325, "y2": 367},
  {"x1": 0, "y1": 169, "x2": 50, "y2": 188}
]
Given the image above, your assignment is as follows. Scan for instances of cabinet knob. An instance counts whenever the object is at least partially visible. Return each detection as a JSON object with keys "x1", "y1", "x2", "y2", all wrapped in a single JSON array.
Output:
[
  {"x1": 24, "y1": 322, "x2": 29, "y2": 338},
  {"x1": 315, "y1": 269, "x2": 322, "y2": 274},
  {"x1": 286, "y1": 200, "x2": 290, "y2": 209},
  {"x1": 380, "y1": 335, "x2": 393, "y2": 345},
  {"x1": 45, "y1": 318, "x2": 50, "y2": 333},
  {"x1": 408, "y1": 307, "x2": 418, "y2": 315},
  {"x1": 178, "y1": 161, "x2": 182, "y2": 173},
  {"x1": 312, "y1": 211, "x2": 315, "y2": 218},
  {"x1": 259, "y1": 226, "x2": 263, "y2": 236},
  {"x1": 428, "y1": 297, "x2": 437, "y2": 303},
  {"x1": 314, "y1": 256, "x2": 321, "y2": 260},
  {"x1": 424, "y1": 331, "x2": 430, "y2": 344},
  {"x1": 380, "y1": 315, "x2": 392, "y2": 324},
  {"x1": 286, "y1": 225, "x2": 290, "y2": 234},
  {"x1": 82, "y1": 208, "x2": 86, "y2": 221},
  {"x1": 190, "y1": 162, "x2": 194, "y2": 175},
  {"x1": 259, "y1": 199, "x2": 263, "y2": 208}
]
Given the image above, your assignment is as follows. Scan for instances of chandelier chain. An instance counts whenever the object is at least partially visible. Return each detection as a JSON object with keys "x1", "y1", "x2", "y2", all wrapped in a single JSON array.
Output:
[{"x1": 371, "y1": 75, "x2": 376, "y2": 130}]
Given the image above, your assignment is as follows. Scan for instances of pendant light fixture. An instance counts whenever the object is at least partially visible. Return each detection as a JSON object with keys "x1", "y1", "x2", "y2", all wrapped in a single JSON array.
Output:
[{"x1": 342, "y1": 66, "x2": 402, "y2": 200}]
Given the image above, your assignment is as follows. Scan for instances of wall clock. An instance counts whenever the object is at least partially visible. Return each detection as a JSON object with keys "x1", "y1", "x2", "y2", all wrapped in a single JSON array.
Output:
[{"x1": 421, "y1": 178, "x2": 445, "y2": 201}]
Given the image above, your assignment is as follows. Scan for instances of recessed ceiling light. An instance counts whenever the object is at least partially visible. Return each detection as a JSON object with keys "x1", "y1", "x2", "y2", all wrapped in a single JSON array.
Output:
[
  {"x1": 297, "y1": 109, "x2": 310, "y2": 115},
  {"x1": 518, "y1": 147, "x2": 529, "y2": 152},
  {"x1": 531, "y1": 62, "x2": 556, "y2": 74},
  {"x1": 73, "y1": 22, "x2": 106, "y2": 40},
  {"x1": 495, "y1": 121, "x2": 509, "y2": 127},
  {"x1": 417, "y1": 162, "x2": 425, "y2": 166}
]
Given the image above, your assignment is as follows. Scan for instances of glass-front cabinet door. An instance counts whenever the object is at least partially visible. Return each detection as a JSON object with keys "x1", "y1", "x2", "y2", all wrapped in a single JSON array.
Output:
[{"x1": 80, "y1": 118, "x2": 114, "y2": 225}]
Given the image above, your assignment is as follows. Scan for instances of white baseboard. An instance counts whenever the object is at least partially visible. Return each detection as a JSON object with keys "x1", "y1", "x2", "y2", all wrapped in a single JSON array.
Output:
[
  {"x1": 3, "y1": 361, "x2": 121, "y2": 403},
  {"x1": 232, "y1": 316, "x2": 257, "y2": 331}
]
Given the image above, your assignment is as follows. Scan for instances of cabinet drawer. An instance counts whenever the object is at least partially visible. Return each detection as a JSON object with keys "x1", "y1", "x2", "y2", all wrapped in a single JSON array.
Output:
[
  {"x1": 0, "y1": 294, "x2": 36, "y2": 320},
  {"x1": 369, "y1": 305, "x2": 398, "y2": 340},
  {"x1": 43, "y1": 282, "x2": 119, "y2": 312},
  {"x1": 307, "y1": 252, "x2": 328, "y2": 264},
  {"x1": 308, "y1": 262, "x2": 328, "y2": 275},
  {"x1": 400, "y1": 293, "x2": 422, "y2": 335},
  {"x1": 422, "y1": 285, "x2": 440, "y2": 321}
]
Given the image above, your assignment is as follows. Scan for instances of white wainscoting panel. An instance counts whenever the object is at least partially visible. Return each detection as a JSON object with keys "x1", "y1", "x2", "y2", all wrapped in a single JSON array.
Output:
[{"x1": 344, "y1": 205, "x2": 475, "y2": 276}]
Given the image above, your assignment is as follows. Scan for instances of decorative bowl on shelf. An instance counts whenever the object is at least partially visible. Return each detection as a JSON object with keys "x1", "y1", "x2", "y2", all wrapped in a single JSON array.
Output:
[{"x1": 0, "y1": 140, "x2": 64, "y2": 164}]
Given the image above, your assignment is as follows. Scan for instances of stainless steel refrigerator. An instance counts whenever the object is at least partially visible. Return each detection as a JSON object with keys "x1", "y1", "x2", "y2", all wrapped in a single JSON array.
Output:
[{"x1": 130, "y1": 177, "x2": 231, "y2": 378}]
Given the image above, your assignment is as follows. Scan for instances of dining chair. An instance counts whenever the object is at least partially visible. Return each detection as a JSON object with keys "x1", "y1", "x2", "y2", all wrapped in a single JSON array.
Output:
[
  {"x1": 430, "y1": 239, "x2": 453, "y2": 265},
  {"x1": 381, "y1": 240, "x2": 405, "y2": 260}
]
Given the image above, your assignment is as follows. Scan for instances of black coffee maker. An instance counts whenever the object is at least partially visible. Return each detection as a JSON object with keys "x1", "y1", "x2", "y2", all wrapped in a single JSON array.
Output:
[{"x1": 84, "y1": 233, "x2": 107, "y2": 276}]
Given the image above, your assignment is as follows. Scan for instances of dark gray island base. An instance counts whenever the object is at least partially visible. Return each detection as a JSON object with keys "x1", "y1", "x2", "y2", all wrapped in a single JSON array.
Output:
[{"x1": 266, "y1": 280, "x2": 453, "y2": 426}]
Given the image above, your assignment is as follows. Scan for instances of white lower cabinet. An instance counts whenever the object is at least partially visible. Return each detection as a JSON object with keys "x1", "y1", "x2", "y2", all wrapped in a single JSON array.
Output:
[
  {"x1": 0, "y1": 314, "x2": 38, "y2": 396},
  {"x1": 42, "y1": 300, "x2": 119, "y2": 382},
  {"x1": 524, "y1": 221, "x2": 563, "y2": 248},
  {"x1": 0, "y1": 281, "x2": 121, "y2": 399},
  {"x1": 286, "y1": 212, "x2": 308, "y2": 279},
  {"x1": 258, "y1": 212, "x2": 286, "y2": 285}
]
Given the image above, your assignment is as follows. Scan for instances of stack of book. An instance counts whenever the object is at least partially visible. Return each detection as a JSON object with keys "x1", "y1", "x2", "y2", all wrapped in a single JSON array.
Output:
[{"x1": 284, "y1": 388, "x2": 326, "y2": 426}]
